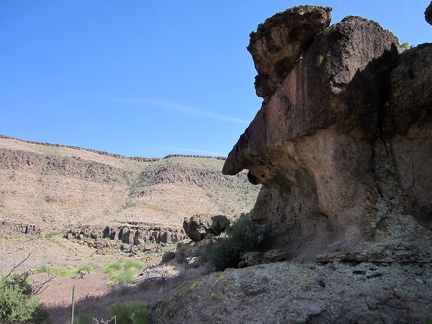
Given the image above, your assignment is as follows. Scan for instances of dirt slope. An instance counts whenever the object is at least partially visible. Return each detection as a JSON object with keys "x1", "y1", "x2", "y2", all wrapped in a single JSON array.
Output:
[{"x1": 0, "y1": 135, "x2": 259, "y2": 232}]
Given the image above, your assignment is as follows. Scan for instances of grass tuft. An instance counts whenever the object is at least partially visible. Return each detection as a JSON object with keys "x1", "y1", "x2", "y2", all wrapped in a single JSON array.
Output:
[
  {"x1": 105, "y1": 260, "x2": 144, "y2": 284},
  {"x1": 108, "y1": 301, "x2": 148, "y2": 324}
]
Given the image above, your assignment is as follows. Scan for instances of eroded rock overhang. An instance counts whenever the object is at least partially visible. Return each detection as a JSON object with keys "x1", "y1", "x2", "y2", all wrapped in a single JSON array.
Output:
[{"x1": 223, "y1": 5, "x2": 432, "y2": 260}]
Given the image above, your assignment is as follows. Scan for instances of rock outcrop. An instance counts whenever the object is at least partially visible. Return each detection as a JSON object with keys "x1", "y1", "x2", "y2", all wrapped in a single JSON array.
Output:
[
  {"x1": 66, "y1": 224, "x2": 187, "y2": 254},
  {"x1": 182, "y1": 214, "x2": 230, "y2": 241},
  {"x1": 151, "y1": 261, "x2": 432, "y2": 323},
  {"x1": 222, "y1": 5, "x2": 432, "y2": 261},
  {"x1": 151, "y1": 5, "x2": 432, "y2": 322},
  {"x1": 0, "y1": 221, "x2": 41, "y2": 235}
]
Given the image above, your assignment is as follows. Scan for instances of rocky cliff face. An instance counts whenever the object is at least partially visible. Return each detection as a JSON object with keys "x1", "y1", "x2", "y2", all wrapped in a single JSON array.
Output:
[
  {"x1": 150, "y1": 5, "x2": 432, "y2": 323},
  {"x1": 222, "y1": 5, "x2": 432, "y2": 261}
]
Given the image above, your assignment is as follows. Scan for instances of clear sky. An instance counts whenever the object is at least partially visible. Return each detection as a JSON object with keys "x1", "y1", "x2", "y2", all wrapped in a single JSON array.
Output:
[{"x1": 1, "y1": 1, "x2": 431, "y2": 158}]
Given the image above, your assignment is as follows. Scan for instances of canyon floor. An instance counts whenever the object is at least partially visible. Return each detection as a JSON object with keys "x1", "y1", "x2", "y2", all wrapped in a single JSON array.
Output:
[{"x1": 2, "y1": 231, "x2": 208, "y2": 323}]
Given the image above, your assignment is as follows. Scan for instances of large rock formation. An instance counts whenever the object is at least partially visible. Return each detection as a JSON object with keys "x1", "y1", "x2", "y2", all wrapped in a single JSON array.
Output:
[
  {"x1": 222, "y1": 5, "x2": 432, "y2": 261},
  {"x1": 426, "y1": 1, "x2": 432, "y2": 25},
  {"x1": 151, "y1": 5, "x2": 432, "y2": 323}
]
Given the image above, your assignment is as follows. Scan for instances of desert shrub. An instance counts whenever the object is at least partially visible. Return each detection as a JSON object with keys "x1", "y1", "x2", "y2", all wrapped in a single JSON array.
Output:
[
  {"x1": 109, "y1": 270, "x2": 136, "y2": 284},
  {"x1": 0, "y1": 272, "x2": 46, "y2": 323},
  {"x1": 44, "y1": 231, "x2": 66, "y2": 239},
  {"x1": 130, "y1": 307, "x2": 148, "y2": 324},
  {"x1": 210, "y1": 215, "x2": 266, "y2": 271},
  {"x1": 37, "y1": 264, "x2": 95, "y2": 277},
  {"x1": 76, "y1": 312, "x2": 93, "y2": 324},
  {"x1": 123, "y1": 260, "x2": 141, "y2": 271},
  {"x1": 36, "y1": 264, "x2": 51, "y2": 274},
  {"x1": 57, "y1": 267, "x2": 77, "y2": 277},
  {"x1": 106, "y1": 260, "x2": 143, "y2": 284},
  {"x1": 106, "y1": 261, "x2": 122, "y2": 273},
  {"x1": 78, "y1": 264, "x2": 96, "y2": 273},
  {"x1": 108, "y1": 301, "x2": 148, "y2": 324}
]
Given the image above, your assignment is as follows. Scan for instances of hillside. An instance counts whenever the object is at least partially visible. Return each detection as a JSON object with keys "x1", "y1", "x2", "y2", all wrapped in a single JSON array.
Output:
[{"x1": 0, "y1": 135, "x2": 259, "y2": 233}]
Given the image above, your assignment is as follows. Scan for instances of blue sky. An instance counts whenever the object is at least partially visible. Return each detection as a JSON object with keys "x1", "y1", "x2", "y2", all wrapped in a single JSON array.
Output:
[{"x1": 1, "y1": 1, "x2": 431, "y2": 157}]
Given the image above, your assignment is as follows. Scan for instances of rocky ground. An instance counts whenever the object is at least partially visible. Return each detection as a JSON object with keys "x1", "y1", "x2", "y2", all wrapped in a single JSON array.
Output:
[{"x1": 150, "y1": 260, "x2": 432, "y2": 323}]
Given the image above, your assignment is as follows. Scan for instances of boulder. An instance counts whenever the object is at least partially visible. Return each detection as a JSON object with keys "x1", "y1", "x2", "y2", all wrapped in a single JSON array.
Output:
[
  {"x1": 175, "y1": 240, "x2": 213, "y2": 266},
  {"x1": 183, "y1": 216, "x2": 205, "y2": 241},
  {"x1": 183, "y1": 214, "x2": 230, "y2": 241},
  {"x1": 161, "y1": 251, "x2": 176, "y2": 263},
  {"x1": 210, "y1": 215, "x2": 230, "y2": 234},
  {"x1": 263, "y1": 249, "x2": 289, "y2": 263},
  {"x1": 239, "y1": 251, "x2": 264, "y2": 267}
]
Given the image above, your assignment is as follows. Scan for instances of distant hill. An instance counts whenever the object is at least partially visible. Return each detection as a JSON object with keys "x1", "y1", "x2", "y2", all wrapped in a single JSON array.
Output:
[{"x1": 0, "y1": 135, "x2": 259, "y2": 232}]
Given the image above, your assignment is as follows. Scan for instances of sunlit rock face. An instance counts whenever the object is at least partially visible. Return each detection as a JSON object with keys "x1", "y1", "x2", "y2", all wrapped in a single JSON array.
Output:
[{"x1": 223, "y1": 5, "x2": 432, "y2": 260}]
